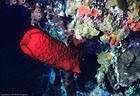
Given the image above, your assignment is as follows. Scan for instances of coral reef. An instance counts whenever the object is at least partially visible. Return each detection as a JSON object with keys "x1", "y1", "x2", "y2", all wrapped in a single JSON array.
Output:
[
  {"x1": 2, "y1": 0, "x2": 140, "y2": 95},
  {"x1": 117, "y1": 47, "x2": 140, "y2": 87},
  {"x1": 69, "y1": 18, "x2": 100, "y2": 39}
]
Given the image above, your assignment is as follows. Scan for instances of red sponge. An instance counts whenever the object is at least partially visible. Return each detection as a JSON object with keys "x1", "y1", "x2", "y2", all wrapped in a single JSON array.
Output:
[{"x1": 20, "y1": 28, "x2": 83, "y2": 73}]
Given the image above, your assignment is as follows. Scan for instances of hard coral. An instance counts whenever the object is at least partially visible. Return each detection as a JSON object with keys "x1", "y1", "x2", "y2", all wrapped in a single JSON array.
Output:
[
  {"x1": 77, "y1": 5, "x2": 99, "y2": 18},
  {"x1": 69, "y1": 18, "x2": 100, "y2": 39},
  {"x1": 106, "y1": 0, "x2": 117, "y2": 10},
  {"x1": 66, "y1": 0, "x2": 82, "y2": 16},
  {"x1": 10, "y1": 0, "x2": 26, "y2": 5},
  {"x1": 31, "y1": 6, "x2": 44, "y2": 26},
  {"x1": 97, "y1": 52, "x2": 114, "y2": 67},
  {"x1": 100, "y1": 34, "x2": 111, "y2": 43},
  {"x1": 126, "y1": 16, "x2": 140, "y2": 32},
  {"x1": 111, "y1": 28, "x2": 130, "y2": 41},
  {"x1": 109, "y1": 37, "x2": 119, "y2": 48}
]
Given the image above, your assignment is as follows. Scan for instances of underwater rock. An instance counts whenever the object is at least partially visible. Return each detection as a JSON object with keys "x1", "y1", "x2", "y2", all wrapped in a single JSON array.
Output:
[
  {"x1": 117, "y1": 0, "x2": 128, "y2": 10},
  {"x1": 90, "y1": 86, "x2": 110, "y2": 96},
  {"x1": 117, "y1": 47, "x2": 140, "y2": 87}
]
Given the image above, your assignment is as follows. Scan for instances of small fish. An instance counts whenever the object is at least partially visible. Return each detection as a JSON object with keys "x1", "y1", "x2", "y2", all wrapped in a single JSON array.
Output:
[
  {"x1": 49, "y1": 69, "x2": 56, "y2": 84},
  {"x1": 117, "y1": 0, "x2": 128, "y2": 10}
]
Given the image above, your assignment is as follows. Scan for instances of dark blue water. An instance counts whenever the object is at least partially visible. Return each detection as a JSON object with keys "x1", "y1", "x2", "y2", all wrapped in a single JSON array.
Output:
[{"x1": 0, "y1": 4, "x2": 48, "y2": 95}]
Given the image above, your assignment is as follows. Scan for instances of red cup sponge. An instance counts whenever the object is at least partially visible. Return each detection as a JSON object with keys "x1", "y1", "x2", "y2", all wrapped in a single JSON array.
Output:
[{"x1": 20, "y1": 28, "x2": 83, "y2": 73}]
